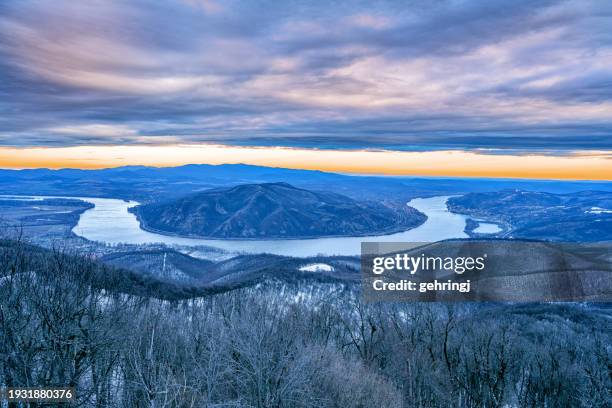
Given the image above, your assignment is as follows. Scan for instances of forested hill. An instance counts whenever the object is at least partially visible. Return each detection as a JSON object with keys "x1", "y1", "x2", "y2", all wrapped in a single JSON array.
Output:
[
  {"x1": 448, "y1": 190, "x2": 612, "y2": 241},
  {"x1": 1, "y1": 239, "x2": 610, "y2": 407},
  {"x1": 131, "y1": 182, "x2": 426, "y2": 238}
]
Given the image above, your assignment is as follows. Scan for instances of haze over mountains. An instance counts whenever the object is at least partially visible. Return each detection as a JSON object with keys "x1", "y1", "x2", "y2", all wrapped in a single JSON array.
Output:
[
  {"x1": 132, "y1": 182, "x2": 426, "y2": 239},
  {"x1": 2, "y1": 164, "x2": 612, "y2": 203}
]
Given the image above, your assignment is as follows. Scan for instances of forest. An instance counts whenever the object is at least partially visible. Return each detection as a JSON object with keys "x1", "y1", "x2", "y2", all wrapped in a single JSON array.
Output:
[{"x1": 1, "y1": 238, "x2": 610, "y2": 407}]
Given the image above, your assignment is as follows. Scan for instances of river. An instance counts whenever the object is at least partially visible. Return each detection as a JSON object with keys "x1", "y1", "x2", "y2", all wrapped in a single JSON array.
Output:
[{"x1": 66, "y1": 195, "x2": 470, "y2": 257}]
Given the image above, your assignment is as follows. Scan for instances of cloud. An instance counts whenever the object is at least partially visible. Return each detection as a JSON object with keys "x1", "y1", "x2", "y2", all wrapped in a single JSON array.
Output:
[
  {"x1": 0, "y1": 0, "x2": 611, "y2": 151},
  {"x1": 47, "y1": 124, "x2": 138, "y2": 138}
]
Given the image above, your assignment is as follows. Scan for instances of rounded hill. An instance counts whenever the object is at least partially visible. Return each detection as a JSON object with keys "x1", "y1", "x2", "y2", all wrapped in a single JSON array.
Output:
[{"x1": 132, "y1": 182, "x2": 426, "y2": 239}]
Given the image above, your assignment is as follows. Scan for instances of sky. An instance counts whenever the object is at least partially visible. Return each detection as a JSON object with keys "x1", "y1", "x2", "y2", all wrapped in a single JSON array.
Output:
[{"x1": 0, "y1": 0, "x2": 611, "y2": 178}]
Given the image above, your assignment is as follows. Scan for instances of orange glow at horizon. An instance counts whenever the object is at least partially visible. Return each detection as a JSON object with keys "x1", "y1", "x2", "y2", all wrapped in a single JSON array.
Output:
[{"x1": 1, "y1": 144, "x2": 611, "y2": 181}]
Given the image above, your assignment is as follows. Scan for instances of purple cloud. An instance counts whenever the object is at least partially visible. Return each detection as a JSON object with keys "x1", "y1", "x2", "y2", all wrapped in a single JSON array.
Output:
[{"x1": 0, "y1": 0, "x2": 611, "y2": 151}]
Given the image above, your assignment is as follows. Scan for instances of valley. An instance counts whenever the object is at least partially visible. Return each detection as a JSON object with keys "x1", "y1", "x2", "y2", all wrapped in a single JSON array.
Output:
[{"x1": 1, "y1": 166, "x2": 610, "y2": 408}]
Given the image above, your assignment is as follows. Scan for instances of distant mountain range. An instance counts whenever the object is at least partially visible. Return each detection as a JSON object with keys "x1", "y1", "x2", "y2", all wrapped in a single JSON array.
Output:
[
  {"x1": 2, "y1": 164, "x2": 611, "y2": 202},
  {"x1": 131, "y1": 182, "x2": 426, "y2": 239},
  {"x1": 448, "y1": 190, "x2": 612, "y2": 241}
]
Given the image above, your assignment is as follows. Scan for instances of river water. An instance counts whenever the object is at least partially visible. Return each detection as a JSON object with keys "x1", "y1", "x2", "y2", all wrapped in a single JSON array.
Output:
[{"x1": 68, "y1": 195, "x2": 470, "y2": 257}]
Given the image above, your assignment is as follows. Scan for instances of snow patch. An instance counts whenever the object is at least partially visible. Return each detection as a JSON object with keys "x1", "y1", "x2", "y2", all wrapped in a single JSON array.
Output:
[
  {"x1": 298, "y1": 263, "x2": 334, "y2": 273},
  {"x1": 586, "y1": 207, "x2": 612, "y2": 214},
  {"x1": 473, "y1": 221, "x2": 502, "y2": 234}
]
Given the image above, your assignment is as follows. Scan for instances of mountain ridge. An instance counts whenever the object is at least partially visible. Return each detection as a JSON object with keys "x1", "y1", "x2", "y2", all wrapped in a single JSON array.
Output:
[
  {"x1": 131, "y1": 182, "x2": 426, "y2": 239},
  {"x1": 2, "y1": 164, "x2": 611, "y2": 203}
]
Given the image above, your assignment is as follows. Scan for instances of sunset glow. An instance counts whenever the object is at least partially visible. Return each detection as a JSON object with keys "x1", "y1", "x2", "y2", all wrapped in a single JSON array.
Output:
[
  {"x1": 4, "y1": 145, "x2": 611, "y2": 180},
  {"x1": 1, "y1": 1, "x2": 611, "y2": 178}
]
